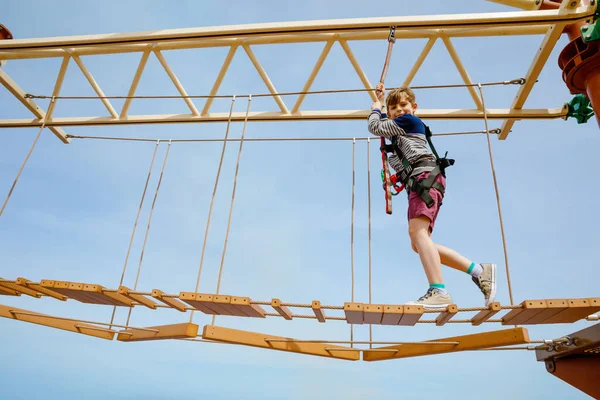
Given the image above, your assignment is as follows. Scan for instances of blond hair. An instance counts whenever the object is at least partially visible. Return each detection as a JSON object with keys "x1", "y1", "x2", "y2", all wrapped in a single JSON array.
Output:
[{"x1": 386, "y1": 87, "x2": 416, "y2": 109}]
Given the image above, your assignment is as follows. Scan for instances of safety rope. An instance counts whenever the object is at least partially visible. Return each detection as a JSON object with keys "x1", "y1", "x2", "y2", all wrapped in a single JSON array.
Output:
[{"x1": 210, "y1": 96, "x2": 252, "y2": 326}]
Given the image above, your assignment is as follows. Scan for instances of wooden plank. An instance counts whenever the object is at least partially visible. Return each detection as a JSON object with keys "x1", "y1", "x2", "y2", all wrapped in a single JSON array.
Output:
[
  {"x1": 502, "y1": 300, "x2": 547, "y2": 325},
  {"x1": 230, "y1": 296, "x2": 266, "y2": 318},
  {"x1": 0, "y1": 286, "x2": 20, "y2": 296},
  {"x1": 47, "y1": 280, "x2": 73, "y2": 297},
  {"x1": 271, "y1": 298, "x2": 293, "y2": 320},
  {"x1": 436, "y1": 304, "x2": 458, "y2": 326},
  {"x1": 398, "y1": 305, "x2": 423, "y2": 326},
  {"x1": 202, "y1": 325, "x2": 360, "y2": 361},
  {"x1": 381, "y1": 305, "x2": 403, "y2": 325},
  {"x1": 179, "y1": 292, "x2": 219, "y2": 315},
  {"x1": 543, "y1": 298, "x2": 600, "y2": 324},
  {"x1": 344, "y1": 302, "x2": 363, "y2": 324},
  {"x1": 214, "y1": 295, "x2": 246, "y2": 317},
  {"x1": 363, "y1": 327, "x2": 530, "y2": 361},
  {"x1": 117, "y1": 323, "x2": 198, "y2": 342},
  {"x1": 312, "y1": 300, "x2": 326, "y2": 323},
  {"x1": 0, "y1": 279, "x2": 42, "y2": 298},
  {"x1": 524, "y1": 299, "x2": 568, "y2": 324},
  {"x1": 16, "y1": 278, "x2": 66, "y2": 301},
  {"x1": 67, "y1": 282, "x2": 98, "y2": 304},
  {"x1": 151, "y1": 289, "x2": 188, "y2": 312},
  {"x1": 82, "y1": 284, "x2": 124, "y2": 306},
  {"x1": 102, "y1": 290, "x2": 136, "y2": 307},
  {"x1": 471, "y1": 302, "x2": 501, "y2": 326},
  {"x1": 0, "y1": 304, "x2": 114, "y2": 340},
  {"x1": 118, "y1": 286, "x2": 158, "y2": 309},
  {"x1": 363, "y1": 304, "x2": 383, "y2": 325}
]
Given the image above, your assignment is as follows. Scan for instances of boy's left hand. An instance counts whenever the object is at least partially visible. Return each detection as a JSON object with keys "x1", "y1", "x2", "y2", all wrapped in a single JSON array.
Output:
[{"x1": 375, "y1": 82, "x2": 385, "y2": 102}]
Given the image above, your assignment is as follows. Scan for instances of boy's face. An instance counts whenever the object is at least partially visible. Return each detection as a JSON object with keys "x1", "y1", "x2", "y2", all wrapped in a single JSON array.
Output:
[{"x1": 387, "y1": 93, "x2": 417, "y2": 119}]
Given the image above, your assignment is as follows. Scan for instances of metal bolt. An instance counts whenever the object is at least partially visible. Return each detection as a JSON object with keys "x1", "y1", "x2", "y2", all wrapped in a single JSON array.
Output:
[
  {"x1": 582, "y1": 25, "x2": 589, "y2": 31},
  {"x1": 570, "y1": 1, "x2": 577, "y2": 6},
  {"x1": 535, "y1": 0, "x2": 540, "y2": 4},
  {"x1": 545, "y1": 360, "x2": 556, "y2": 373},
  {"x1": 586, "y1": 34, "x2": 592, "y2": 40}
]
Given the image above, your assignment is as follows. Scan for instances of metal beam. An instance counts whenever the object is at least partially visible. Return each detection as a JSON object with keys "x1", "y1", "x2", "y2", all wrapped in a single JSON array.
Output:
[
  {"x1": 0, "y1": 68, "x2": 70, "y2": 143},
  {"x1": 0, "y1": 107, "x2": 568, "y2": 128},
  {"x1": 0, "y1": 8, "x2": 594, "y2": 54},
  {"x1": 498, "y1": 0, "x2": 580, "y2": 139}
]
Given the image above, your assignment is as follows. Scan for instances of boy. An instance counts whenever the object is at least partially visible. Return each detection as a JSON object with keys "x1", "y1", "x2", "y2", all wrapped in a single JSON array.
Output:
[{"x1": 368, "y1": 83, "x2": 496, "y2": 308}]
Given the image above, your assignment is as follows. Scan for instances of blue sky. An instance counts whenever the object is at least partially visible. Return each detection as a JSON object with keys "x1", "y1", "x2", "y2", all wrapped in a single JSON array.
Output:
[{"x1": 1, "y1": 1, "x2": 598, "y2": 399}]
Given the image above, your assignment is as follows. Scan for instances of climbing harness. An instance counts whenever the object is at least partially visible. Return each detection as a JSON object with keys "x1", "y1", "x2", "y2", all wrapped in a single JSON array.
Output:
[
  {"x1": 376, "y1": 26, "x2": 454, "y2": 211},
  {"x1": 380, "y1": 125, "x2": 455, "y2": 208}
]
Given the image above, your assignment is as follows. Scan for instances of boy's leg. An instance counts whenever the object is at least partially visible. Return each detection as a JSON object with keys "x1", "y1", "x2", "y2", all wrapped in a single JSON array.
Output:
[
  {"x1": 411, "y1": 235, "x2": 497, "y2": 305},
  {"x1": 408, "y1": 216, "x2": 443, "y2": 284}
]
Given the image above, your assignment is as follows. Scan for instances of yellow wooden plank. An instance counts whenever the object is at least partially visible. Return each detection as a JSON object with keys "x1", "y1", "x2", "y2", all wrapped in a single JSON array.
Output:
[
  {"x1": 117, "y1": 323, "x2": 199, "y2": 342},
  {"x1": 197, "y1": 293, "x2": 231, "y2": 315},
  {"x1": 179, "y1": 292, "x2": 219, "y2": 314},
  {"x1": 398, "y1": 305, "x2": 423, "y2": 326},
  {"x1": 363, "y1": 327, "x2": 530, "y2": 361},
  {"x1": 312, "y1": 300, "x2": 326, "y2": 323},
  {"x1": 523, "y1": 299, "x2": 568, "y2": 324},
  {"x1": 102, "y1": 290, "x2": 136, "y2": 307},
  {"x1": 471, "y1": 302, "x2": 501, "y2": 326},
  {"x1": 82, "y1": 284, "x2": 123, "y2": 306},
  {"x1": 17, "y1": 278, "x2": 66, "y2": 301},
  {"x1": 271, "y1": 298, "x2": 293, "y2": 320},
  {"x1": 151, "y1": 289, "x2": 187, "y2": 312},
  {"x1": 364, "y1": 304, "x2": 383, "y2": 325},
  {"x1": 436, "y1": 304, "x2": 458, "y2": 326},
  {"x1": 502, "y1": 300, "x2": 547, "y2": 325},
  {"x1": 214, "y1": 295, "x2": 245, "y2": 316},
  {"x1": 543, "y1": 298, "x2": 600, "y2": 324},
  {"x1": 0, "y1": 286, "x2": 20, "y2": 296},
  {"x1": 381, "y1": 305, "x2": 403, "y2": 325},
  {"x1": 344, "y1": 302, "x2": 363, "y2": 324},
  {"x1": 202, "y1": 325, "x2": 360, "y2": 361},
  {"x1": 230, "y1": 296, "x2": 266, "y2": 318},
  {"x1": 67, "y1": 282, "x2": 98, "y2": 304},
  {"x1": 118, "y1": 286, "x2": 158, "y2": 309},
  {"x1": 0, "y1": 303, "x2": 115, "y2": 340},
  {"x1": 0, "y1": 279, "x2": 41, "y2": 298}
]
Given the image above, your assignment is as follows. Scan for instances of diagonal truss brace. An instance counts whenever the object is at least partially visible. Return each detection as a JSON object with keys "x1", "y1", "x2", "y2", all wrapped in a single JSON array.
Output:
[
  {"x1": 0, "y1": 4, "x2": 595, "y2": 142},
  {"x1": 0, "y1": 69, "x2": 70, "y2": 143}
]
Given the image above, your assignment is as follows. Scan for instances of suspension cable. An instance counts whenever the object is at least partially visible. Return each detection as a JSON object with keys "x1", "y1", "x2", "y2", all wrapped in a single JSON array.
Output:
[
  {"x1": 24, "y1": 78, "x2": 526, "y2": 101},
  {"x1": 0, "y1": 97, "x2": 54, "y2": 218},
  {"x1": 477, "y1": 84, "x2": 514, "y2": 305},
  {"x1": 125, "y1": 140, "x2": 172, "y2": 326},
  {"x1": 65, "y1": 130, "x2": 501, "y2": 143},
  {"x1": 350, "y1": 138, "x2": 356, "y2": 347},
  {"x1": 211, "y1": 96, "x2": 252, "y2": 325},
  {"x1": 108, "y1": 140, "x2": 160, "y2": 327},
  {"x1": 190, "y1": 96, "x2": 237, "y2": 324}
]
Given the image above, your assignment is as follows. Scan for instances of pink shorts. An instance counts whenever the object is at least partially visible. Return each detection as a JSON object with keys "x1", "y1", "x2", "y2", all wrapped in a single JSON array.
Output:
[{"x1": 407, "y1": 171, "x2": 446, "y2": 232}]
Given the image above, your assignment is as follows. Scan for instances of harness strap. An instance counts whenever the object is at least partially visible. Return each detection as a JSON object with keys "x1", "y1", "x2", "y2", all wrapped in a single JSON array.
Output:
[{"x1": 407, "y1": 166, "x2": 445, "y2": 208}]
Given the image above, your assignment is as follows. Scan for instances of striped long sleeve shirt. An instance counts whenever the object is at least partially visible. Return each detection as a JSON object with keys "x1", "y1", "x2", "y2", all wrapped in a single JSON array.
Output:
[{"x1": 368, "y1": 109, "x2": 436, "y2": 177}]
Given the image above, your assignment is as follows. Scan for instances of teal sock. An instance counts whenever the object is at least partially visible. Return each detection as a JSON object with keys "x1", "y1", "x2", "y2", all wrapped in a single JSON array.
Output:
[
  {"x1": 467, "y1": 262, "x2": 483, "y2": 278},
  {"x1": 430, "y1": 283, "x2": 447, "y2": 295}
]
